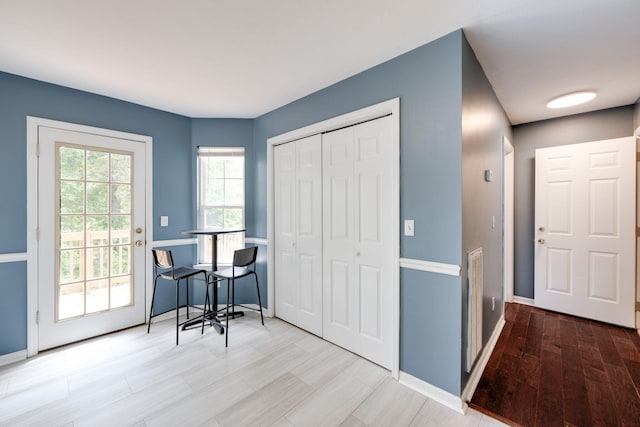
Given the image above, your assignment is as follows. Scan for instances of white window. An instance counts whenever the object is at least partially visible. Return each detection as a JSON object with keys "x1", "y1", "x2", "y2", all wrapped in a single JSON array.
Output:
[{"x1": 197, "y1": 147, "x2": 245, "y2": 265}]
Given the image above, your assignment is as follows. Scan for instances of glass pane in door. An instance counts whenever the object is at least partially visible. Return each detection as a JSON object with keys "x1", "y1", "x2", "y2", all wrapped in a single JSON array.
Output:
[{"x1": 57, "y1": 144, "x2": 134, "y2": 321}]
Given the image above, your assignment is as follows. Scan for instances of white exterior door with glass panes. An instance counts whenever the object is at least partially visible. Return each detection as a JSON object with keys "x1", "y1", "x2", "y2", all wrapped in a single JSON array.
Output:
[
  {"x1": 38, "y1": 125, "x2": 147, "y2": 350},
  {"x1": 197, "y1": 147, "x2": 245, "y2": 265}
]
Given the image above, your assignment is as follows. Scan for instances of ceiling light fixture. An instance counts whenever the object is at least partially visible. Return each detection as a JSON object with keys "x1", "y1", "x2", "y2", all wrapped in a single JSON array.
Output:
[{"x1": 546, "y1": 91, "x2": 597, "y2": 109}]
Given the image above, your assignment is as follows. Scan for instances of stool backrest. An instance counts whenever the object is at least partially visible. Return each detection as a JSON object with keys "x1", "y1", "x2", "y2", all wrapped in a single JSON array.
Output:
[
  {"x1": 233, "y1": 246, "x2": 258, "y2": 268},
  {"x1": 152, "y1": 249, "x2": 174, "y2": 269}
]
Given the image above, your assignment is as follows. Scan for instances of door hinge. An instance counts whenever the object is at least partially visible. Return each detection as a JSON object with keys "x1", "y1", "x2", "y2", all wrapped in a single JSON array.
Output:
[
  {"x1": 36, "y1": 310, "x2": 39, "y2": 324},
  {"x1": 637, "y1": 227, "x2": 640, "y2": 238},
  {"x1": 35, "y1": 143, "x2": 40, "y2": 158}
]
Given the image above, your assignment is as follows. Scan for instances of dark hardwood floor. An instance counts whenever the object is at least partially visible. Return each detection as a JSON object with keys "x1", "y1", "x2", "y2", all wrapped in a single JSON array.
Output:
[{"x1": 470, "y1": 303, "x2": 640, "y2": 427}]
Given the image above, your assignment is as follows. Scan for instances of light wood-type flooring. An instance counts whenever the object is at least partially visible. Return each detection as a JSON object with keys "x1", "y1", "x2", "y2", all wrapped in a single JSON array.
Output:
[
  {"x1": 470, "y1": 303, "x2": 640, "y2": 427},
  {"x1": 0, "y1": 314, "x2": 505, "y2": 426}
]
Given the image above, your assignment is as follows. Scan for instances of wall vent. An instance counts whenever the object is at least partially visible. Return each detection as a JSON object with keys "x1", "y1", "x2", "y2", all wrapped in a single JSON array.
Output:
[{"x1": 467, "y1": 247, "x2": 483, "y2": 373}]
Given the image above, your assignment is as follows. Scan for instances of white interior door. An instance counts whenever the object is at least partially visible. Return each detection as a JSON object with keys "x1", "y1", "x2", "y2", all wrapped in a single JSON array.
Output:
[
  {"x1": 38, "y1": 125, "x2": 147, "y2": 350},
  {"x1": 323, "y1": 116, "x2": 394, "y2": 368},
  {"x1": 535, "y1": 137, "x2": 636, "y2": 327},
  {"x1": 274, "y1": 135, "x2": 323, "y2": 335}
]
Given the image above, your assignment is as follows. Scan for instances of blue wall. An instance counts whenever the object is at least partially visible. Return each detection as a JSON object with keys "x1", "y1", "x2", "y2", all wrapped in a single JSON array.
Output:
[
  {"x1": 190, "y1": 118, "x2": 264, "y2": 305},
  {"x1": 0, "y1": 262, "x2": 27, "y2": 354},
  {"x1": 1, "y1": 29, "x2": 510, "y2": 397},
  {"x1": 0, "y1": 71, "x2": 194, "y2": 355},
  {"x1": 252, "y1": 30, "x2": 466, "y2": 394},
  {"x1": 253, "y1": 32, "x2": 464, "y2": 264},
  {"x1": 460, "y1": 34, "x2": 512, "y2": 387},
  {"x1": 191, "y1": 119, "x2": 255, "y2": 235}
]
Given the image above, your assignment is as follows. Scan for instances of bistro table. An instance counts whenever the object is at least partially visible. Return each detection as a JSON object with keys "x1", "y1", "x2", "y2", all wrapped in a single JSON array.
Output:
[{"x1": 180, "y1": 227, "x2": 246, "y2": 332}]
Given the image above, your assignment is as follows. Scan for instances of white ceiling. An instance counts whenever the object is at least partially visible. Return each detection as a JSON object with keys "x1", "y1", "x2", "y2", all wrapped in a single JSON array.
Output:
[{"x1": 1, "y1": 0, "x2": 638, "y2": 124}]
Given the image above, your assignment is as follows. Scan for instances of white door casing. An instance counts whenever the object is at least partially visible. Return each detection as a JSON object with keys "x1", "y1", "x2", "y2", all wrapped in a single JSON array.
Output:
[
  {"x1": 503, "y1": 136, "x2": 514, "y2": 304},
  {"x1": 29, "y1": 119, "x2": 151, "y2": 353},
  {"x1": 322, "y1": 116, "x2": 394, "y2": 369},
  {"x1": 267, "y1": 98, "x2": 400, "y2": 378},
  {"x1": 274, "y1": 135, "x2": 323, "y2": 336},
  {"x1": 534, "y1": 137, "x2": 636, "y2": 327}
]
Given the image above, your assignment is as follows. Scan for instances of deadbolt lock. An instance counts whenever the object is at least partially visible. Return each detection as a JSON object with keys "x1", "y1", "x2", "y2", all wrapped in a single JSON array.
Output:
[{"x1": 135, "y1": 227, "x2": 143, "y2": 234}]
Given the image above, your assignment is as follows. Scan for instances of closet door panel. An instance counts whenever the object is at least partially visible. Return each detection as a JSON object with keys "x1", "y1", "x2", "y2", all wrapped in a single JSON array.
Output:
[
  {"x1": 354, "y1": 116, "x2": 394, "y2": 368},
  {"x1": 358, "y1": 264, "x2": 382, "y2": 339},
  {"x1": 329, "y1": 259, "x2": 351, "y2": 328},
  {"x1": 274, "y1": 143, "x2": 297, "y2": 325},
  {"x1": 295, "y1": 135, "x2": 323, "y2": 335},
  {"x1": 274, "y1": 135, "x2": 322, "y2": 336},
  {"x1": 358, "y1": 173, "x2": 381, "y2": 243},
  {"x1": 323, "y1": 129, "x2": 356, "y2": 348},
  {"x1": 323, "y1": 116, "x2": 394, "y2": 369}
]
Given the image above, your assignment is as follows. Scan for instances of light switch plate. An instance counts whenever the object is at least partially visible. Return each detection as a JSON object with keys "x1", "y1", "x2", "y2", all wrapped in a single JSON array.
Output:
[
  {"x1": 160, "y1": 216, "x2": 169, "y2": 227},
  {"x1": 404, "y1": 219, "x2": 415, "y2": 236}
]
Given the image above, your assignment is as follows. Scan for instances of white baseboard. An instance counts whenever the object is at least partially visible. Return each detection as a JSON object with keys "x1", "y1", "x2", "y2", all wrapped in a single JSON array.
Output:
[
  {"x1": 461, "y1": 315, "x2": 506, "y2": 403},
  {"x1": 0, "y1": 349, "x2": 27, "y2": 367},
  {"x1": 512, "y1": 295, "x2": 535, "y2": 306},
  {"x1": 398, "y1": 371, "x2": 466, "y2": 414},
  {"x1": 398, "y1": 315, "x2": 507, "y2": 415}
]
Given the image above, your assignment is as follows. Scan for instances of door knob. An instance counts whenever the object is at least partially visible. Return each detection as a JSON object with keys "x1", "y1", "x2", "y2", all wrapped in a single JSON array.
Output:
[
  {"x1": 537, "y1": 238, "x2": 545, "y2": 244},
  {"x1": 135, "y1": 240, "x2": 143, "y2": 247}
]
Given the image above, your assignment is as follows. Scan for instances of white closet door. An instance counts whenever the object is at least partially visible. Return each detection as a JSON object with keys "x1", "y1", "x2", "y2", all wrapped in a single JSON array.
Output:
[
  {"x1": 323, "y1": 116, "x2": 394, "y2": 369},
  {"x1": 274, "y1": 135, "x2": 323, "y2": 335}
]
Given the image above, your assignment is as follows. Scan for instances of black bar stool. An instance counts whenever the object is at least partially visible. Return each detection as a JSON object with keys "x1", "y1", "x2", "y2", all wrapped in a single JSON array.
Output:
[
  {"x1": 210, "y1": 246, "x2": 264, "y2": 347},
  {"x1": 148, "y1": 249, "x2": 208, "y2": 345}
]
